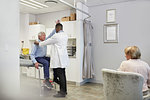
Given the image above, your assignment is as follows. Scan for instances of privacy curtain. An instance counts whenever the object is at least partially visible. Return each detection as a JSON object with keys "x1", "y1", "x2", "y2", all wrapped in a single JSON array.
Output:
[{"x1": 82, "y1": 20, "x2": 94, "y2": 79}]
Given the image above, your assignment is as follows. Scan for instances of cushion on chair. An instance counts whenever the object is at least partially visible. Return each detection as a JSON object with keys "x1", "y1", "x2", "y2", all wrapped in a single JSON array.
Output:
[
  {"x1": 20, "y1": 59, "x2": 34, "y2": 66},
  {"x1": 20, "y1": 59, "x2": 43, "y2": 67},
  {"x1": 102, "y1": 68, "x2": 144, "y2": 100}
]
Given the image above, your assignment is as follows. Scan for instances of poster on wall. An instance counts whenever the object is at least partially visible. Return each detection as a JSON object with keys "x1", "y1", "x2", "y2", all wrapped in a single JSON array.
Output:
[
  {"x1": 103, "y1": 24, "x2": 119, "y2": 43},
  {"x1": 106, "y1": 9, "x2": 116, "y2": 23}
]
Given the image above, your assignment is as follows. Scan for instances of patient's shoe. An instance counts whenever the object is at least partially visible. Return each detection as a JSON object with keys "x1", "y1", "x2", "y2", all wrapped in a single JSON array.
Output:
[
  {"x1": 44, "y1": 79, "x2": 53, "y2": 89},
  {"x1": 53, "y1": 79, "x2": 60, "y2": 85}
]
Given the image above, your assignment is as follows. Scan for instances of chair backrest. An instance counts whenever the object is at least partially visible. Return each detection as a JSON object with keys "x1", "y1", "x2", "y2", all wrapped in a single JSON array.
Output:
[{"x1": 102, "y1": 68, "x2": 144, "y2": 100}]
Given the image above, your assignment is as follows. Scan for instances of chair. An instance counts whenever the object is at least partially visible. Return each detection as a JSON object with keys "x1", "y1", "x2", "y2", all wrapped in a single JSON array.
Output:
[
  {"x1": 102, "y1": 68, "x2": 144, "y2": 100},
  {"x1": 143, "y1": 91, "x2": 150, "y2": 100}
]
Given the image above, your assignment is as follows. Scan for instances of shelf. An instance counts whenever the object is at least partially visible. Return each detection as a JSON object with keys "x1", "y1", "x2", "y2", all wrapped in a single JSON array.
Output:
[
  {"x1": 67, "y1": 45, "x2": 76, "y2": 47},
  {"x1": 29, "y1": 39, "x2": 36, "y2": 41},
  {"x1": 69, "y1": 56, "x2": 76, "y2": 58},
  {"x1": 68, "y1": 37, "x2": 76, "y2": 39}
]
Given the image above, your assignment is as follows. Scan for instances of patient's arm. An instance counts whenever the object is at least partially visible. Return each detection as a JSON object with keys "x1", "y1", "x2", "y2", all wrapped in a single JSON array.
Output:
[
  {"x1": 30, "y1": 44, "x2": 38, "y2": 64},
  {"x1": 46, "y1": 20, "x2": 60, "y2": 39},
  {"x1": 46, "y1": 29, "x2": 56, "y2": 39}
]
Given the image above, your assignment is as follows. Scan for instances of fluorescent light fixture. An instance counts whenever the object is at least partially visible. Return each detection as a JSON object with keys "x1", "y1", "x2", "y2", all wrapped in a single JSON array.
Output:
[
  {"x1": 29, "y1": 0, "x2": 49, "y2": 8},
  {"x1": 59, "y1": 0, "x2": 74, "y2": 8},
  {"x1": 20, "y1": 2, "x2": 38, "y2": 9},
  {"x1": 21, "y1": 0, "x2": 44, "y2": 8}
]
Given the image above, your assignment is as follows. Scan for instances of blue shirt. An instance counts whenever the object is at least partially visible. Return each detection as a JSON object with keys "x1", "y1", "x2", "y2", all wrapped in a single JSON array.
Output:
[{"x1": 30, "y1": 40, "x2": 47, "y2": 63}]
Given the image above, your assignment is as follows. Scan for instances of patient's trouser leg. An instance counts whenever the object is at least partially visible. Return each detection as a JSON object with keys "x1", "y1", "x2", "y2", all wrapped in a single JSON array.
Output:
[{"x1": 35, "y1": 57, "x2": 50, "y2": 79}]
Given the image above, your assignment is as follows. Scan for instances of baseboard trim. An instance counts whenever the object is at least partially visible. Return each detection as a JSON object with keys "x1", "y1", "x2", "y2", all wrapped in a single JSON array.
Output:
[
  {"x1": 75, "y1": 79, "x2": 89, "y2": 86},
  {"x1": 67, "y1": 79, "x2": 103, "y2": 86}
]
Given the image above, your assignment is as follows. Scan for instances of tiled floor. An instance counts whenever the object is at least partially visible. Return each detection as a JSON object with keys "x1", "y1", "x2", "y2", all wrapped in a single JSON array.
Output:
[{"x1": 19, "y1": 74, "x2": 105, "y2": 100}]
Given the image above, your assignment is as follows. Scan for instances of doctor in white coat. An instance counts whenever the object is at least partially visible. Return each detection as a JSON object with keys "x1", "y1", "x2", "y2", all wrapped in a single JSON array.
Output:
[{"x1": 35, "y1": 23, "x2": 69, "y2": 97}]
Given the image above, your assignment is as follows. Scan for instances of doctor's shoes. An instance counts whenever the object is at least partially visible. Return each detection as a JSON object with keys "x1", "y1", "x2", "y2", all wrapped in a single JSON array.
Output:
[
  {"x1": 44, "y1": 79, "x2": 53, "y2": 89},
  {"x1": 57, "y1": 91, "x2": 67, "y2": 95},
  {"x1": 53, "y1": 92, "x2": 66, "y2": 98}
]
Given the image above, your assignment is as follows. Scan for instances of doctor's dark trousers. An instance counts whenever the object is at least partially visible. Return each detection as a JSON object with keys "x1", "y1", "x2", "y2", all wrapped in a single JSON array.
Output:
[
  {"x1": 35, "y1": 57, "x2": 50, "y2": 79},
  {"x1": 53, "y1": 68, "x2": 67, "y2": 94}
]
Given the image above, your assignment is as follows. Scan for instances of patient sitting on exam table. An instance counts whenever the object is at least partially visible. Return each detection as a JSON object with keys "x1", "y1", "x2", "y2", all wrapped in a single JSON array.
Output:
[
  {"x1": 30, "y1": 32, "x2": 53, "y2": 89},
  {"x1": 118, "y1": 46, "x2": 150, "y2": 95}
]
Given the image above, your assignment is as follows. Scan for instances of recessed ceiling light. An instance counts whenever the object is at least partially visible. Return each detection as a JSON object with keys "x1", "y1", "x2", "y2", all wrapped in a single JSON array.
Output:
[
  {"x1": 29, "y1": 0, "x2": 49, "y2": 8},
  {"x1": 45, "y1": 0, "x2": 58, "y2": 4},
  {"x1": 20, "y1": 2, "x2": 38, "y2": 9},
  {"x1": 21, "y1": 0, "x2": 44, "y2": 8}
]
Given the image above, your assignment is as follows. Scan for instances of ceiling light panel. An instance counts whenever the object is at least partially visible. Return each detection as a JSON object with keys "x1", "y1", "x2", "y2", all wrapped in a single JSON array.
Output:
[
  {"x1": 20, "y1": 0, "x2": 49, "y2": 9},
  {"x1": 20, "y1": 0, "x2": 44, "y2": 8},
  {"x1": 20, "y1": 2, "x2": 38, "y2": 9},
  {"x1": 29, "y1": 0, "x2": 49, "y2": 8}
]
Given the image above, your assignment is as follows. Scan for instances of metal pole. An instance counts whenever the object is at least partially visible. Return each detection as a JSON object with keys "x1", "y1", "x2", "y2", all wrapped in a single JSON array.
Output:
[
  {"x1": 38, "y1": 68, "x2": 43, "y2": 96},
  {"x1": 58, "y1": 0, "x2": 91, "y2": 18}
]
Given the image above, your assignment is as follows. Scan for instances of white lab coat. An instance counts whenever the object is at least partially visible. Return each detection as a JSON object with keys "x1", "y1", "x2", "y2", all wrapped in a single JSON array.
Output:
[{"x1": 39, "y1": 31, "x2": 69, "y2": 68}]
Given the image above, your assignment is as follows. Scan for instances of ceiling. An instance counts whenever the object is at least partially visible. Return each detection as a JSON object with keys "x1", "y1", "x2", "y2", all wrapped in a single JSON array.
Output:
[
  {"x1": 20, "y1": 0, "x2": 135, "y2": 14},
  {"x1": 85, "y1": 0, "x2": 135, "y2": 6}
]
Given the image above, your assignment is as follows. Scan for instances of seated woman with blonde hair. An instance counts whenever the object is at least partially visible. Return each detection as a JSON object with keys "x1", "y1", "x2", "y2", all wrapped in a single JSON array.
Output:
[{"x1": 118, "y1": 46, "x2": 150, "y2": 95}]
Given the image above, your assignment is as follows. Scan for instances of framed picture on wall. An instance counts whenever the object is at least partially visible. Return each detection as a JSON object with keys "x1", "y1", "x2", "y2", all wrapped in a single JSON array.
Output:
[
  {"x1": 106, "y1": 9, "x2": 116, "y2": 23},
  {"x1": 103, "y1": 24, "x2": 119, "y2": 43}
]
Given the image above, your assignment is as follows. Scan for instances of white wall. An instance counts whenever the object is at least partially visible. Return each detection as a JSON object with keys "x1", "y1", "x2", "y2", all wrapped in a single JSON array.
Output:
[
  {"x1": 29, "y1": 14, "x2": 36, "y2": 22},
  {"x1": 20, "y1": 13, "x2": 37, "y2": 49},
  {"x1": 36, "y1": 10, "x2": 73, "y2": 28},
  {"x1": 20, "y1": 13, "x2": 29, "y2": 48},
  {"x1": 89, "y1": 0, "x2": 150, "y2": 83},
  {"x1": 76, "y1": 2, "x2": 89, "y2": 20},
  {"x1": 0, "y1": 0, "x2": 20, "y2": 97}
]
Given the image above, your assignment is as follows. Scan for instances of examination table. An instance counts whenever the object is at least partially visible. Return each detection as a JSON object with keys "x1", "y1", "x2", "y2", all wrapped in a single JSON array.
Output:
[
  {"x1": 20, "y1": 58, "x2": 44, "y2": 96},
  {"x1": 20, "y1": 58, "x2": 56, "y2": 96}
]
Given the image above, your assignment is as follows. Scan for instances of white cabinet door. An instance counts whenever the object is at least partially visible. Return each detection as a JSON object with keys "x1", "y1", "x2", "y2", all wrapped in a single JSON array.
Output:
[{"x1": 29, "y1": 24, "x2": 45, "y2": 40}]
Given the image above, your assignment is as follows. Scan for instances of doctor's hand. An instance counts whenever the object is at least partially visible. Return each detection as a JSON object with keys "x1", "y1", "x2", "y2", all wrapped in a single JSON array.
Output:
[
  {"x1": 35, "y1": 62, "x2": 39, "y2": 69},
  {"x1": 34, "y1": 41, "x2": 39, "y2": 45}
]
